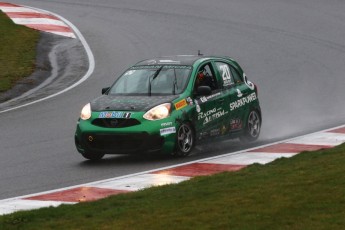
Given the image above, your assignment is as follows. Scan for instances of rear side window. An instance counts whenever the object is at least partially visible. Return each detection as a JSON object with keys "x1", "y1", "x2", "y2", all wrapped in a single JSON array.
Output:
[
  {"x1": 230, "y1": 66, "x2": 242, "y2": 83},
  {"x1": 215, "y1": 62, "x2": 234, "y2": 88}
]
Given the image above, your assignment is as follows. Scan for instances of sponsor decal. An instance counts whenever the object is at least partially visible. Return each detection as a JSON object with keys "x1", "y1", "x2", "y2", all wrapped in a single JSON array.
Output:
[
  {"x1": 123, "y1": 112, "x2": 132, "y2": 119},
  {"x1": 160, "y1": 127, "x2": 176, "y2": 136},
  {"x1": 194, "y1": 100, "x2": 201, "y2": 113},
  {"x1": 199, "y1": 128, "x2": 222, "y2": 139},
  {"x1": 161, "y1": 122, "x2": 173, "y2": 127},
  {"x1": 99, "y1": 111, "x2": 132, "y2": 119},
  {"x1": 174, "y1": 99, "x2": 188, "y2": 110},
  {"x1": 236, "y1": 89, "x2": 243, "y2": 98},
  {"x1": 200, "y1": 97, "x2": 208, "y2": 103},
  {"x1": 186, "y1": 97, "x2": 194, "y2": 106},
  {"x1": 198, "y1": 108, "x2": 216, "y2": 120},
  {"x1": 210, "y1": 128, "x2": 220, "y2": 137},
  {"x1": 198, "y1": 107, "x2": 228, "y2": 125},
  {"x1": 229, "y1": 92, "x2": 257, "y2": 111},
  {"x1": 203, "y1": 110, "x2": 227, "y2": 125},
  {"x1": 206, "y1": 92, "x2": 221, "y2": 100},
  {"x1": 196, "y1": 105, "x2": 201, "y2": 113},
  {"x1": 197, "y1": 92, "x2": 222, "y2": 104},
  {"x1": 230, "y1": 118, "x2": 242, "y2": 130}
]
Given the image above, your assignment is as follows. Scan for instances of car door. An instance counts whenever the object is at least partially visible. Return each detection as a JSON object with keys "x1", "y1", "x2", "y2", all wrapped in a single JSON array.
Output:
[
  {"x1": 214, "y1": 61, "x2": 245, "y2": 134},
  {"x1": 193, "y1": 62, "x2": 225, "y2": 139},
  {"x1": 229, "y1": 63, "x2": 257, "y2": 125}
]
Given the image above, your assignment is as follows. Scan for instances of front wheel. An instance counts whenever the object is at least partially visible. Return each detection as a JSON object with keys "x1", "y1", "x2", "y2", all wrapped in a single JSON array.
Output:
[
  {"x1": 240, "y1": 110, "x2": 261, "y2": 142},
  {"x1": 172, "y1": 122, "x2": 195, "y2": 157},
  {"x1": 81, "y1": 152, "x2": 105, "y2": 161}
]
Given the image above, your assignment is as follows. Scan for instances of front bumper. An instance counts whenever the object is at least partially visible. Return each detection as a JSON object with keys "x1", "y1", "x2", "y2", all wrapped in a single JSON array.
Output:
[
  {"x1": 75, "y1": 132, "x2": 165, "y2": 154},
  {"x1": 74, "y1": 114, "x2": 176, "y2": 155}
]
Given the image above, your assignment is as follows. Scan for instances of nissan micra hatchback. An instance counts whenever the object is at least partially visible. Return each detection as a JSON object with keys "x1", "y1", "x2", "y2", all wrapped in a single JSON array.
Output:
[{"x1": 75, "y1": 55, "x2": 261, "y2": 160}]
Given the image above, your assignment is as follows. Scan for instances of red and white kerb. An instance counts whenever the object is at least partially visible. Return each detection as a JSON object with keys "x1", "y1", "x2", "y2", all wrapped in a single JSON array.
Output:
[
  {"x1": 0, "y1": 2, "x2": 75, "y2": 38},
  {"x1": 1, "y1": 126, "x2": 345, "y2": 215}
]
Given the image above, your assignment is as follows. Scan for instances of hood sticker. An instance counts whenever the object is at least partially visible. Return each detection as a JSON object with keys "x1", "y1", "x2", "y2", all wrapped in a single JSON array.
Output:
[
  {"x1": 174, "y1": 99, "x2": 187, "y2": 110},
  {"x1": 99, "y1": 111, "x2": 132, "y2": 119}
]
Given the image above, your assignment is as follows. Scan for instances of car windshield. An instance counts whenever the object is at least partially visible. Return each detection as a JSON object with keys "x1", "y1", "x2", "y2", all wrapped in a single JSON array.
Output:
[{"x1": 108, "y1": 65, "x2": 192, "y2": 95}]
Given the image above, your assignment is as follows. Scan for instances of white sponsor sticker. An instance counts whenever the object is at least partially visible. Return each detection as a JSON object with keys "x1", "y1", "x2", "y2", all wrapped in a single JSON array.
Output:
[
  {"x1": 161, "y1": 122, "x2": 173, "y2": 127},
  {"x1": 203, "y1": 110, "x2": 227, "y2": 125},
  {"x1": 229, "y1": 92, "x2": 257, "y2": 111},
  {"x1": 160, "y1": 127, "x2": 176, "y2": 136},
  {"x1": 236, "y1": 89, "x2": 243, "y2": 97}
]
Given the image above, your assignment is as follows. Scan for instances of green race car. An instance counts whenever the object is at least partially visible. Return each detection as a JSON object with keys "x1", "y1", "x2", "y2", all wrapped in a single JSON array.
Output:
[{"x1": 75, "y1": 55, "x2": 261, "y2": 160}]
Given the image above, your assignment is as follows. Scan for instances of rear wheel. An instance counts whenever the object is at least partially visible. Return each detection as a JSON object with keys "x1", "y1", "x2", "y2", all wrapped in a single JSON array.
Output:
[
  {"x1": 81, "y1": 152, "x2": 105, "y2": 161},
  {"x1": 240, "y1": 110, "x2": 261, "y2": 142},
  {"x1": 172, "y1": 122, "x2": 195, "y2": 157}
]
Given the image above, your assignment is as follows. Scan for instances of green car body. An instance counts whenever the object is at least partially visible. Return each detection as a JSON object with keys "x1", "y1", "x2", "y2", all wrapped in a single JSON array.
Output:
[{"x1": 75, "y1": 55, "x2": 261, "y2": 160}]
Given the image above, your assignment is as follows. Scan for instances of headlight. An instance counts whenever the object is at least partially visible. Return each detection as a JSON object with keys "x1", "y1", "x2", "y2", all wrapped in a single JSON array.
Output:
[
  {"x1": 80, "y1": 103, "x2": 91, "y2": 120},
  {"x1": 143, "y1": 103, "x2": 171, "y2": 120}
]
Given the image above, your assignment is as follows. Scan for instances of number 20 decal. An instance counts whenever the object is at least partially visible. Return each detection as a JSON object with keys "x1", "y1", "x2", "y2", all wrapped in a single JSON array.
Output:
[
  {"x1": 219, "y1": 64, "x2": 233, "y2": 86},
  {"x1": 243, "y1": 73, "x2": 255, "y2": 90}
]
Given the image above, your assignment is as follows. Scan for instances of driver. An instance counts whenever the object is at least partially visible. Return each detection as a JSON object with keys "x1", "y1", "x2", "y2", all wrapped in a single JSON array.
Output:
[{"x1": 195, "y1": 69, "x2": 214, "y2": 90}]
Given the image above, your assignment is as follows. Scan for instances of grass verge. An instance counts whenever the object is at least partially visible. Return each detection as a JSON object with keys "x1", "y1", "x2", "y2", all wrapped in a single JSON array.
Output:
[
  {"x1": 1, "y1": 144, "x2": 345, "y2": 229},
  {"x1": 0, "y1": 11, "x2": 39, "y2": 93}
]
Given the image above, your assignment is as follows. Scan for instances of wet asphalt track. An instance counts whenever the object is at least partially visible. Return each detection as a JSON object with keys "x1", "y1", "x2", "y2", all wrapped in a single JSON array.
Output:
[{"x1": 1, "y1": 0, "x2": 345, "y2": 199}]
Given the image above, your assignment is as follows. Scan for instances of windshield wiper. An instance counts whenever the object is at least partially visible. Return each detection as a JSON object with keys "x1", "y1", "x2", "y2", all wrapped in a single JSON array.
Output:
[
  {"x1": 172, "y1": 68, "x2": 178, "y2": 95},
  {"x1": 148, "y1": 66, "x2": 163, "y2": 96}
]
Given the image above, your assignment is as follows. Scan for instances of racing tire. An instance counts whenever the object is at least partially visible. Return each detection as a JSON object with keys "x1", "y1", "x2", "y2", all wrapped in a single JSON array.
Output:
[
  {"x1": 240, "y1": 110, "x2": 261, "y2": 143},
  {"x1": 172, "y1": 122, "x2": 195, "y2": 157},
  {"x1": 81, "y1": 152, "x2": 105, "y2": 161}
]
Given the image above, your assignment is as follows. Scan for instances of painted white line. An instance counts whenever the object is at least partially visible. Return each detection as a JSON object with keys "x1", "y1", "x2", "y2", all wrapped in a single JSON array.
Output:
[
  {"x1": 0, "y1": 5, "x2": 93, "y2": 114},
  {"x1": 287, "y1": 132, "x2": 345, "y2": 146},
  {"x1": 0, "y1": 6, "x2": 38, "y2": 13},
  {"x1": 12, "y1": 17, "x2": 67, "y2": 26},
  {"x1": 0, "y1": 199, "x2": 74, "y2": 216},
  {"x1": 1, "y1": 124, "x2": 345, "y2": 215},
  {"x1": 2, "y1": 124, "x2": 345, "y2": 203},
  {"x1": 48, "y1": 31, "x2": 76, "y2": 38},
  {"x1": 203, "y1": 152, "x2": 296, "y2": 165},
  {"x1": 91, "y1": 174, "x2": 190, "y2": 191}
]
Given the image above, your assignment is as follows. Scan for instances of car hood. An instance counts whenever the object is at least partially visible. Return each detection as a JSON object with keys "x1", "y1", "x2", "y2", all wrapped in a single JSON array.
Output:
[{"x1": 91, "y1": 95, "x2": 179, "y2": 112}]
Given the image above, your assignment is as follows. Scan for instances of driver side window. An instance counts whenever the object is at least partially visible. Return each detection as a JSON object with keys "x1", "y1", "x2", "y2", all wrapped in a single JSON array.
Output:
[{"x1": 194, "y1": 63, "x2": 219, "y2": 93}]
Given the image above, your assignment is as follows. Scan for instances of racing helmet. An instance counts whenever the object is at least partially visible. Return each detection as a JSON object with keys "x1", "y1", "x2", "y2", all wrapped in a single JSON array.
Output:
[{"x1": 197, "y1": 71, "x2": 205, "y2": 81}]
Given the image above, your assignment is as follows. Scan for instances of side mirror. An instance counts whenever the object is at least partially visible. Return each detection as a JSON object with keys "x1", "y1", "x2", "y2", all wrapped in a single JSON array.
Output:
[
  {"x1": 197, "y1": 86, "x2": 212, "y2": 96},
  {"x1": 102, "y1": 87, "x2": 110, "y2": 95}
]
